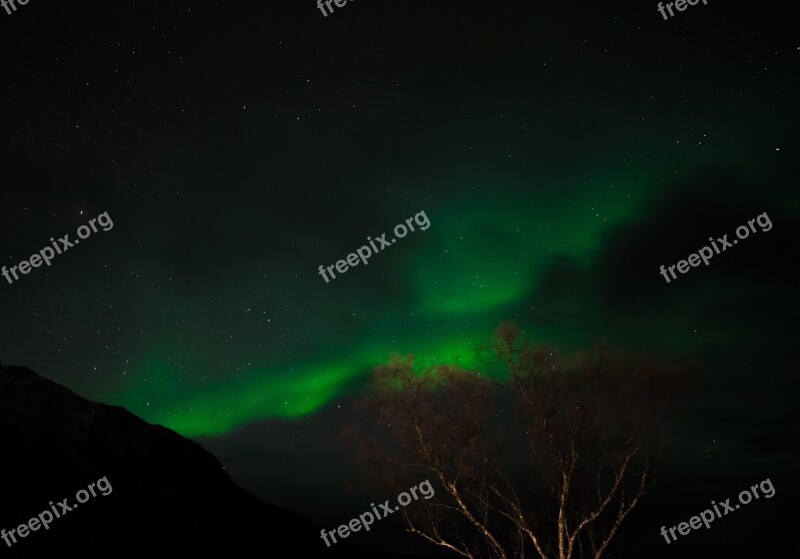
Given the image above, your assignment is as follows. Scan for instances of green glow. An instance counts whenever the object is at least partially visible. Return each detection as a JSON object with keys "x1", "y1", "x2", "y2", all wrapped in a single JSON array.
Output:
[
  {"x1": 121, "y1": 334, "x2": 487, "y2": 437},
  {"x1": 114, "y1": 122, "x2": 779, "y2": 438}
]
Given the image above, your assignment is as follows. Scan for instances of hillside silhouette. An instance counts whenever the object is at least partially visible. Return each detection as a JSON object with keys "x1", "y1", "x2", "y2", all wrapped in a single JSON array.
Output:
[{"x1": 0, "y1": 363, "x2": 406, "y2": 558}]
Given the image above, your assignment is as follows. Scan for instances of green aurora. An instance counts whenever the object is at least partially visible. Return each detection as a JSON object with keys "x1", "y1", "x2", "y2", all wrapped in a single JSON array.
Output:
[{"x1": 115, "y1": 121, "x2": 786, "y2": 437}]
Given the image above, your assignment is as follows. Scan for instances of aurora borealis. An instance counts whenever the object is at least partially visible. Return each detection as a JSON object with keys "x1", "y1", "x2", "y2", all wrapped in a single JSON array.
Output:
[
  {"x1": 1, "y1": 1, "x2": 798, "y2": 556},
  {"x1": 109, "y1": 132, "x2": 787, "y2": 438},
  {"x1": 109, "y1": 115, "x2": 793, "y2": 437}
]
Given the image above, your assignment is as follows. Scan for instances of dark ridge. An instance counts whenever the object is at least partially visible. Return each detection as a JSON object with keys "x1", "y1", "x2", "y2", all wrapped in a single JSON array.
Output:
[{"x1": 0, "y1": 363, "x2": 408, "y2": 558}]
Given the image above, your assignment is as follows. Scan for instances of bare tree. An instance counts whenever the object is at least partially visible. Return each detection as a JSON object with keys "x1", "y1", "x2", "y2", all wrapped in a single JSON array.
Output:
[{"x1": 344, "y1": 324, "x2": 689, "y2": 559}]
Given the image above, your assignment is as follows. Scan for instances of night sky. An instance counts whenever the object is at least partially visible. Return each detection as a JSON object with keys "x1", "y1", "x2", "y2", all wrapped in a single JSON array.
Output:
[{"x1": 1, "y1": 0, "x2": 798, "y2": 555}]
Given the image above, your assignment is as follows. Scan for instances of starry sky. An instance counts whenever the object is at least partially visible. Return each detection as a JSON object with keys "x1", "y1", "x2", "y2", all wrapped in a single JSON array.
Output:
[{"x1": 1, "y1": 1, "x2": 798, "y2": 555}]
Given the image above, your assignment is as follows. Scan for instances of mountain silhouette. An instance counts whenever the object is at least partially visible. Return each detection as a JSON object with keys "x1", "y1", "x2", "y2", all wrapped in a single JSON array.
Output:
[{"x1": 0, "y1": 363, "x2": 404, "y2": 558}]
